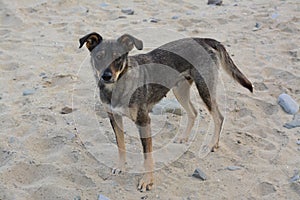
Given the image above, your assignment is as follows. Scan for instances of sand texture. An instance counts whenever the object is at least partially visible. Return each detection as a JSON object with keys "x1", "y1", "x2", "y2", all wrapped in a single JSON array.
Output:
[{"x1": 0, "y1": 0, "x2": 300, "y2": 199}]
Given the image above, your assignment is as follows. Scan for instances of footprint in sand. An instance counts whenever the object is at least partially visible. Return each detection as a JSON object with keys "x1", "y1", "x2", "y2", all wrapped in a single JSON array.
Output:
[
  {"x1": 1, "y1": 162, "x2": 59, "y2": 186},
  {"x1": 256, "y1": 182, "x2": 276, "y2": 196},
  {"x1": 253, "y1": 98, "x2": 279, "y2": 115}
]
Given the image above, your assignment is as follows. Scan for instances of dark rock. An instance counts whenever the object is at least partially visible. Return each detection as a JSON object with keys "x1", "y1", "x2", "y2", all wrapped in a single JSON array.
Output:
[
  {"x1": 253, "y1": 22, "x2": 262, "y2": 31},
  {"x1": 149, "y1": 18, "x2": 159, "y2": 23},
  {"x1": 172, "y1": 15, "x2": 179, "y2": 20},
  {"x1": 141, "y1": 195, "x2": 148, "y2": 199},
  {"x1": 60, "y1": 106, "x2": 73, "y2": 114},
  {"x1": 74, "y1": 196, "x2": 81, "y2": 200},
  {"x1": 39, "y1": 72, "x2": 47, "y2": 79},
  {"x1": 208, "y1": 0, "x2": 222, "y2": 6},
  {"x1": 121, "y1": 8, "x2": 134, "y2": 15},
  {"x1": 117, "y1": 16, "x2": 127, "y2": 19},
  {"x1": 192, "y1": 168, "x2": 207, "y2": 181}
]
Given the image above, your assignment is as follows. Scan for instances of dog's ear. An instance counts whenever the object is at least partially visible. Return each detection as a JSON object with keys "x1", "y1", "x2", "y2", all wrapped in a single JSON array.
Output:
[
  {"x1": 117, "y1": 34, "x2": 143, "y2": 52},
  {"x1": 79, "y1": 32, "x2": 103, "y2": 52}
]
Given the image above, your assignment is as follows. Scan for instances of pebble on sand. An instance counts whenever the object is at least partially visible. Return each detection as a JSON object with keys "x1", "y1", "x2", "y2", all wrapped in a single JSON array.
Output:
[
  {"x1": 278, "y1": 93, "x2": 299, "y2": 115},
  {"x1": 192, "y1": 168, "x2": 207, "y2": 181},
  {"x1": 99, "y1": 3, "x2": 109, "y2": 8},
  {"x1": 290, "y1": 170, "x2": 300, "y2": 183},
  {"x1": 23, "y1": 89, "x2": 35, "y2": 96},
  {"x1": 148, "y1": 18, "x2": 160, "y2": 23},
  {"x1": 60, "y1": 106, "x2": 73, "y2": 114},
  {"x1": 98, "y1": 194, "x2": 110, "y2": 200},
  {"x1": 226, "y1": 166, "x2": 242, "y2": 171},
  {"x1": 172, "y1": 15, "x2": 179, "y2": 20},
  {"x1": 74, "y1": 196, "x2": 81, "y2": 200},
  {"x1": 207, "y1": 0, "x2": 222, "y2": 6},
  {"x1": 283, "y1": 114, "x2": 300, "y2": 129},
  {"x1": 121, "y1": 8, "x2": 134, "y2": 15}
]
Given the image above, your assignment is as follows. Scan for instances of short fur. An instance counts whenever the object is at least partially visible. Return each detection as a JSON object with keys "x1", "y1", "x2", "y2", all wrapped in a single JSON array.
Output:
[{"x1": 79, "y1": 33, "x2": 253, "y2": 192}]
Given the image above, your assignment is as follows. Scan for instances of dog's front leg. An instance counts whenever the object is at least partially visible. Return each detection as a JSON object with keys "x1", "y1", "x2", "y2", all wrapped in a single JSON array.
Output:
[
  {"x1": 108, "y1": 112, "x2": 126, "y2": 174},
  {"x1": 136, "y1": 113, "x2": 154, "y2": 192}
]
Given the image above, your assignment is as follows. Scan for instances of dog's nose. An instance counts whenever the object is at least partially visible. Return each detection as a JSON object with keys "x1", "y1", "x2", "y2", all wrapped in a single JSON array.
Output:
[{"x1": 101, "y1": 70, "x2": 113, "y2": 82}]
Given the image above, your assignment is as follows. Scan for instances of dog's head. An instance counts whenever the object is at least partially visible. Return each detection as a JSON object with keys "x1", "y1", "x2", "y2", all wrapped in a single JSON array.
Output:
[{"x1": 79, "y1": 32, "x2": 143, "y2": 84}]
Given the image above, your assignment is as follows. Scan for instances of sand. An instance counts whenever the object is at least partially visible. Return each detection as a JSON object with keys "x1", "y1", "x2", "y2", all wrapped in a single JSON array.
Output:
[{"x1": 0, "y1": 0, "x2": 300, "y2": 199}]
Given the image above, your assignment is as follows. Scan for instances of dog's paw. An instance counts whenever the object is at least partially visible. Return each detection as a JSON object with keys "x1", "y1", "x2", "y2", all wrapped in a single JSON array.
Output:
[
  {"x1": 173, "y1": 137, "x2": 188, "y2": 144},
  {"x1": 211, "y1": 143, "x2": 219, "y2": 152},
  {"x1": 137, "y1": 173, "x2": 154, "y2": 192},
  {"x1": 111, "y1": 168, "x2": 122, "y2": 175}
]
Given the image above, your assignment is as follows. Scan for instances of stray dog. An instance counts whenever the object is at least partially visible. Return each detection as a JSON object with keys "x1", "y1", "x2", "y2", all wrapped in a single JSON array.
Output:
[{"x1": 79, "y1": 32, "x2": 253, "y2": 191}]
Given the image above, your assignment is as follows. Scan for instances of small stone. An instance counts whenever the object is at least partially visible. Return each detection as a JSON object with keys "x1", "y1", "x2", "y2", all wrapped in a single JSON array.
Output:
[
  {"x1": 23, "y1": 89, "x2": 35, "y2": 96},
  {"x1": 186, "y1": 11, "x2": 193, "y2": 15},
  {"x1": 61, "y1": 106, "x2": 73, "y2": 114},
  {"x1": 278, "y1": 93, "x2": 299, "y2": 115},
  {"x1": 271, "y1": 12, "x2": 279, "y2": 19},
  {"x1": 98, "y1": 194, "x2": 110, "y2": 200},
  {"x1": 121, "y1": 8, "x2": 134, "y2": 15},
  {"x1": 99, "y1": 3, "x2": 109, "y2": 8},
  {"x1": 149, "y1": 18, "x2": 159, "y2": 23},
  {"x1": 297, "y1": 139, "x2": 300, "y2": 145},
  {"x1": 283, "y1": 114, "x2": 300, "y2": 129},
  {"x1": 226, "y1": 166, "x2": 242, "y2": 171},
  {"x1": 290, "y1": 170, "x2": 300, "y2": 183},
  {"x1": 8, "y1": 137, "x2": 15, "y2": 143},
  {"x1": 39, "y1": 72, "x2": 47, "y2": 79},
  {"x1": 208, "y1": 0, "x2": 222, "y2": 6},
  {"x1": 172, "y1": 15, "x2": 179, "y2": 20},
  {"x1": 253, "y1": 22, "x2": 262, "y2": 31},
  {"x1": 192, "y1": 168, "x2": 207, "y2": 181},
  {"x1": 74, "y1": 196, "x2": 81, "y2": 200},
  {"x1": 141, "y1": 195, "x2": 148, "y2": 199}
]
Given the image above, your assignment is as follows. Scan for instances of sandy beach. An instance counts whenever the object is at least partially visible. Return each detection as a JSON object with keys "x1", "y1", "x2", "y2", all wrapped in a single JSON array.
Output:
[{"x1": 0, "y1": 0, "x2": 300, "y2": 199}]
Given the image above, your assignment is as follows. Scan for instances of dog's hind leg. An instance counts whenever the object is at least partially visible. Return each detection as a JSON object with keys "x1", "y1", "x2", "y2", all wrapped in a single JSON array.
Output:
[
  {"x1": 209, "y1": 99, "x2": 224, "y2": 152},
  {"x1": 173, "y1": 79, "x2": 197, "y2": 143},
  {"x1": 192, "y1": 70, "x2": 224, "y2": 152},
  {"x1": 108, "y1": 113, "x2": 126, "y2": 174}
]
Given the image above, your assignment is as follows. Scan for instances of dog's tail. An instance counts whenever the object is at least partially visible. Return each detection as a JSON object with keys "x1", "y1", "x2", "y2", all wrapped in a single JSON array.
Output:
[{"x1": 209, "y1": 40, "x2": 253, "y2": 93}]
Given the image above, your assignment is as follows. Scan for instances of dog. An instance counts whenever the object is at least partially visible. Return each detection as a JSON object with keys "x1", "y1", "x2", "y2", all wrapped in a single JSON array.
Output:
[{"x1": 79, "y1": 32, "x2": 253, "y2": 192}]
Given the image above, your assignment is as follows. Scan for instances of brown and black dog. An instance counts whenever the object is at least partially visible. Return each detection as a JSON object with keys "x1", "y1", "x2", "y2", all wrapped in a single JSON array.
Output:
[{"x1": 79, "y1": 32, "x2": 253, "y2": 192}]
